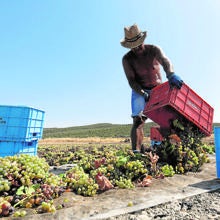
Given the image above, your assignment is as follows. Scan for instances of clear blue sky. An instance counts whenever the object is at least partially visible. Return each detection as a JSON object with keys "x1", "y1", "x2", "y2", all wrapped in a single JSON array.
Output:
[{"x1": 0, "y1": 0, "x2": 219, "y2": 128}]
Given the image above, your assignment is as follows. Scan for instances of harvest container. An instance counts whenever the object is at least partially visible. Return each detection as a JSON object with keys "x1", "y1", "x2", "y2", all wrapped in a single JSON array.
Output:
[
  {"x1": 0, "y1": 140, "x2": 38, "y2": 157},
  {"x1": 143, "y1": 82, "x2": 214, "y2": 136},
  {"x1": 214, "y1": 127, "x2": 220, "y2": 179},
  {"x1": 0, "y1": 105, "x2": 45, "y2": 141},
  {"x1": 150, "y1": 126, "x2": 164, "y2": 146},
  {"x1": 150, "y1": 126, "x2": 164, "y2": 142}
]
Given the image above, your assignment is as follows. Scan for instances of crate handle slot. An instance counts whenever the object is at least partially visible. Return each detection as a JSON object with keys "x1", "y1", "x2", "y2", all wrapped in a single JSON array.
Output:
[{"x1": 152, "y1": 102, "x2": 160, "y2": 106}]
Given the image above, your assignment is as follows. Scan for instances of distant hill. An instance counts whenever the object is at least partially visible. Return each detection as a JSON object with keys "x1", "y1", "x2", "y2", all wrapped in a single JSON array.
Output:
[
  {"x1": 42, "y1": 122, "x2": 220, "y2": 139},
  {"x1": 42, "y1": 122, "x2": 157, "y2": 138}
]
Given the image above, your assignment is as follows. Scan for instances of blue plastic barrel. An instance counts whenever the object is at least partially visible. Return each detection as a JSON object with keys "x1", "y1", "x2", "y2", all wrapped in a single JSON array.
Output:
[{"x1": 214, "y1": 127, "x2": 220, "y2": 178}]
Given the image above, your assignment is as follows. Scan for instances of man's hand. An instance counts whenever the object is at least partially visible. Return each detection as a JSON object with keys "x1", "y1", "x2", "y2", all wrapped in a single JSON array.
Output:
[
  {"x1": 141, "y1": 90, "x2": 150, "y2": 102},
  {"x1": 168, "y1": 73, "x2": 183, "y2": 89}
]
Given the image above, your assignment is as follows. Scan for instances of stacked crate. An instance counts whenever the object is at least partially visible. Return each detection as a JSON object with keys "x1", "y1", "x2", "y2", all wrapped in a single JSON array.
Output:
[{"x1": 0, "y1": 105, "x2": 45, "y2": 157}]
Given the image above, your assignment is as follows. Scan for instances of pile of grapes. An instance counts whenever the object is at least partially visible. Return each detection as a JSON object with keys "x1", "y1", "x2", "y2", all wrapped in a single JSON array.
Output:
[
  {"x1": 0, "y1": 122, "x2": 214, "y2": 218},
  {"x1": 153, "y1": 119, "x2": 214, "y2": 173},
  {"x1": 0, "y1": 150, "x2": 154, "y2": 217},
  {"x1": 0, "y1": 154, "x2": 66, "y2": 217}
]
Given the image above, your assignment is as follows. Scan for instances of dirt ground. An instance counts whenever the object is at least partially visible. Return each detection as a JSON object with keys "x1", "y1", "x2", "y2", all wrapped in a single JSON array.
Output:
[
  {"x1": 5, "y1": 134, "x2": 219, "y2": 220},
  {"x1": 39, "y1": 134, "x2": 214, "y2": 145}
]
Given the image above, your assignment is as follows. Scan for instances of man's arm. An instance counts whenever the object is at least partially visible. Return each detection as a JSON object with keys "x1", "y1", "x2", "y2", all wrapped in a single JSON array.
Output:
[
  {"x1": 122, "y1": 56, "x2": 144, "y2": 95},
  {"x1": 154, "y1": 46, "x2": 183, "y2": 89},
  {"x1": 153, "y1": 46, "x2": 174, "y2": 77}
]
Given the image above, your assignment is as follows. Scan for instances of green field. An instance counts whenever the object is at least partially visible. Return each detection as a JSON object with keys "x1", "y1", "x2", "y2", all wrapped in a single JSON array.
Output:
[{"x1": 42, "y1": 122, "x2": 157, "y2": 138}]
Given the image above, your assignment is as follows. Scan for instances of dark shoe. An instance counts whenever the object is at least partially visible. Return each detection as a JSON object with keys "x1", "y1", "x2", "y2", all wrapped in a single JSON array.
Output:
[
  {"x1": 132, "y1": 149, "x2": 147, "y2": 157},
  {"x1": 133, "y1": 150, "x2": 141, "y2": 154}
]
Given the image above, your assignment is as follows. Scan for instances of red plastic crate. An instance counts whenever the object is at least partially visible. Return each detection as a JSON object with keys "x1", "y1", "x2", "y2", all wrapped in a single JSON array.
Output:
[
  {"x1": 150, "y1": 126, "x2": 164, "y2": 142},
  {"x1": 143, "y1": 82, "x2": 214, "y2": 136}
]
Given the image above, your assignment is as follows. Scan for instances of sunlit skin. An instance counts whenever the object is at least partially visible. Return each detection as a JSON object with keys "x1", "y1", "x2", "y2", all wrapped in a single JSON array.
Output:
[
  {"x1": 131, "y1": 43, "x2": 145, "y2": 56},
  {"x1": 131, "y1": 43, "x2": 150, "y2": 151}
]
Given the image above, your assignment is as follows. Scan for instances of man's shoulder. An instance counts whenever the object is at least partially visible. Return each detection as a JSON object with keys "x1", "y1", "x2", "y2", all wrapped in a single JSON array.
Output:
[
  {"x1": 145, "y1": 44, "x2": 160, "y2": 50},
  {"x1": 122, "y1": 50, "x2": 134, "y2": 60}
]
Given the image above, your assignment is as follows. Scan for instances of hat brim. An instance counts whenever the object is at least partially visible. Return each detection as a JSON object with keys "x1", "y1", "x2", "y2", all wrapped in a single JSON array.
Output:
[{"x1": 120, "y1": 31, "x2": 147, "y2": 49}]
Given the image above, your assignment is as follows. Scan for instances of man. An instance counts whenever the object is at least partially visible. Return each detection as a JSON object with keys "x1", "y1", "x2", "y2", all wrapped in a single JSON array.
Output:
[{"x1": 120, "y1": 24, "x2": 183, "y2": 154}]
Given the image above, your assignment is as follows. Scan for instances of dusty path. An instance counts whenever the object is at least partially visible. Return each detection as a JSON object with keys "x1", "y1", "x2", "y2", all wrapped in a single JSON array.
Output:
[{"x1": 107, "y1": 189, "x2": 220, "y2": 220}]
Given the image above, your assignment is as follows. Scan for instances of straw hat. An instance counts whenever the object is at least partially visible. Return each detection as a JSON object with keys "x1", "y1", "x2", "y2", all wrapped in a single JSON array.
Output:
[{"x1": 120, "y1": 24, "x2": 147, "y2": 49}]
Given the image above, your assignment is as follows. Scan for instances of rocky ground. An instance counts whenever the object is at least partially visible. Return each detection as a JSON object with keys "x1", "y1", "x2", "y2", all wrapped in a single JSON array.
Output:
[{"x1": 105, "y1": 189, "x2": 220, "y2": 220}]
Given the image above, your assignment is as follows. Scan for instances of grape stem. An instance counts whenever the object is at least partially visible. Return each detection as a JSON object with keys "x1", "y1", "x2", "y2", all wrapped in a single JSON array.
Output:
[{"x1": 13, "y1": 193, "x2": 44, "y2": 208}]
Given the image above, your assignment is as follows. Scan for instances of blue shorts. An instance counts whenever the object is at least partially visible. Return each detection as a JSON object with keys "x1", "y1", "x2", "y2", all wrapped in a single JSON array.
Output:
[{"x1": 131, "y1": 89, "x2": 150, "y2": 117}]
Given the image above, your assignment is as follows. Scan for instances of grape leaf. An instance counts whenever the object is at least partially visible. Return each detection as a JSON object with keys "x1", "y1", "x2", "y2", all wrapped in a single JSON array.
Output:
[{"x1": 16, "y1": 186, "x2": 35, "y2": 195}]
